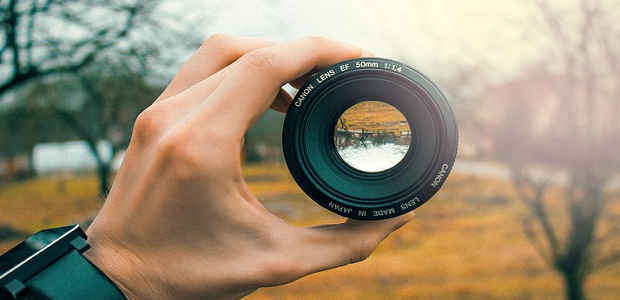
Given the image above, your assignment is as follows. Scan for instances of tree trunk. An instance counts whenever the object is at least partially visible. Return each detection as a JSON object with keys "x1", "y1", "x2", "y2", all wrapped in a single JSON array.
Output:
[
  {"x1": 562, "y1": 271, "x2": 585, "y2": 300},
  {"x1": 84, "y1": 140, "x2": 113, "y2": 198},
  {"x1": 97, "y1": 162, "x2": 111, "y2": 197}
]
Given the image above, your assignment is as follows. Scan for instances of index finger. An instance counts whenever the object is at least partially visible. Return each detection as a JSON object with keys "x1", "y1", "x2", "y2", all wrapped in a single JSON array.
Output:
[
  {"x1": 201, "y1": 37, "x2": 366, "y2": 137},
  {"x1": 156, "y1": 35, "x2": 280, "y2": 103}
]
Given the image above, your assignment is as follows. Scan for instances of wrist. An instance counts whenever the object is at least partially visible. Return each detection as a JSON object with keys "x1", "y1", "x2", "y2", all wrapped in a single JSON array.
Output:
[
  {"x1": 83, "y1": 223, "x2": 187, "y2": 300},
  {"x1": 82, "y1": 244, "x2": 134, "y2": 299},
  {"x1": 83, "y1": 229, "x2": 158, "y2": 300}
]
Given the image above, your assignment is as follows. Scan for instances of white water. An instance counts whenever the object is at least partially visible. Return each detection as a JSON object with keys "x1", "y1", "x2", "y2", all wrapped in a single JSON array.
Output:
[{"x1": 337, "y1": 142, "x2": 409, "y2": 172}]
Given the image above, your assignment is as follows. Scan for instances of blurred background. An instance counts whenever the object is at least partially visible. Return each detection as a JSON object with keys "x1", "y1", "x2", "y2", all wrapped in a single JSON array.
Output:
[{"x1": 1, "y1": 0, "x2": 619, "y2": 299}]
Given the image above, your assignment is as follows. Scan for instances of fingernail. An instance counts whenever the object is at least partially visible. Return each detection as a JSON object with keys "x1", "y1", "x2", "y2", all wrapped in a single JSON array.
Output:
[{"x1": 361, "y1": 48, "x2": 374, "y2": 57}]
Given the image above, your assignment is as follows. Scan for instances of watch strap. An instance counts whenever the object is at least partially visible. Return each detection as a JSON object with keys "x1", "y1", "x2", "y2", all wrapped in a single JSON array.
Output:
[{"x1": 25, "y1": 236, "x2": 126, "y2": 300}]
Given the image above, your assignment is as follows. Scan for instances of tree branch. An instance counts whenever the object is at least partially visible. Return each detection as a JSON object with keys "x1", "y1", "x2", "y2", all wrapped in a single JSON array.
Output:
[
  {"x1": 520, "y1": 215, "x2": 555, "y2": 265},
  {"x1": 25, "y1": 0, "x2": 39, "y2": 66},
  {"x1": 5, "y1": 0, "x2": 21, "y2": 75},
  {"x1": 510, "y1": 165, "x2": 562, "y2": 259},
  {"x1": 0, "y1": 0, "x2": 153, "y2": 96},
  {"x1": 534, "y1": 0, "x2": 572, "y2": 53},
  {"x1": 589, "y1": 251, "x2": 620, "y2": 274}
]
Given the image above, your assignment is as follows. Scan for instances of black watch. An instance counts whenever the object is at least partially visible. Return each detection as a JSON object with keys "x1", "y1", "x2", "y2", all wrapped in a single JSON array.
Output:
[{"x1": 0, "y1": 225, "x2": 127, "y2": 300}]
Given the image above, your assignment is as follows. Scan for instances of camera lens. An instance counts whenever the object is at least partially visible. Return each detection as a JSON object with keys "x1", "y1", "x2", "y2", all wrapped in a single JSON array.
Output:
[{"x1": 282, "y1": 58, "x2": 457, "y2": 220}]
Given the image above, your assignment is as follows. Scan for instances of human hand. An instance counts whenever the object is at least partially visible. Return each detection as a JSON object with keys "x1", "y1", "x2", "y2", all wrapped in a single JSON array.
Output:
[{"x1": 83, "y1": 35, "x2": 414, "y2": 300}]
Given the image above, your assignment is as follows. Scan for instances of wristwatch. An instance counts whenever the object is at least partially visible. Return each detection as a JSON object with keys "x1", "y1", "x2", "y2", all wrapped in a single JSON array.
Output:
[{"x1": 0, "y1": 225, "x2": 127, "y2": 300}]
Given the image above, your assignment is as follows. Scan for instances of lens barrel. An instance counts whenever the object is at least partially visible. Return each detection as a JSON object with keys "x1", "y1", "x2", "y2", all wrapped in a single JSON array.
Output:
[{"x1": 282, "y1": 58, "x2": 457, "y2": 220}]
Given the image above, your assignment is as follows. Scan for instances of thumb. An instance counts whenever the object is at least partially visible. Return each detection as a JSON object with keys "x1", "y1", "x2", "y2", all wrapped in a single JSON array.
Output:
[{"x1": 297, "y1": 212, "x2": 415, "y2": 275}]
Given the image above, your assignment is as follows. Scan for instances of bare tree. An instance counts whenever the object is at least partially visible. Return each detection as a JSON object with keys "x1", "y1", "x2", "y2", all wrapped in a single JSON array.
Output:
[
  {"x1": 18, "y1": 58, "x2": 162, "y2": 194},
  {"x1": 1, "y1": 0, "x2": 160, "y2": 95},
  {"x1": 1, "y1": 0, "x2": 182, "y2": 194},
  {"x1": 495, "y1": 1, "x2": 620, "y2": 299}
]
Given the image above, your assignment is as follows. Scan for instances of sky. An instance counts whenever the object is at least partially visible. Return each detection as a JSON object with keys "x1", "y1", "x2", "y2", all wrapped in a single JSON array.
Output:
[
  {"x1": 1, "y1": 0, "x2": 547, "y2": 107},
  {"x1": 161, "y1": 0, "x2": 546, "y2": 80}
]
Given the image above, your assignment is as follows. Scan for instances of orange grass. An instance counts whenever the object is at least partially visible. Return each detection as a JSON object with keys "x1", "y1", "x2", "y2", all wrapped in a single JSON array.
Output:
[
  {"x1": 1, "y1": 164, "x2": 619, "y2": 299},
  {"x1": 0, "y1": 175, "x2": 102, "y2": 234}
]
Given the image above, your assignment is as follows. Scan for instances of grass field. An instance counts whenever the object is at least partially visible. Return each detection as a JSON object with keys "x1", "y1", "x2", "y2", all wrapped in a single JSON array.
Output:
[{"x1": 1, "y1": 163, "x2": 619, "y2": 299}]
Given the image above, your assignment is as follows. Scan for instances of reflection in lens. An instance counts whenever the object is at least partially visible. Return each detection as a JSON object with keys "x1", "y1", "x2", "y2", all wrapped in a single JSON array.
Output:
[{"x1": 334, "y1": 101, "x2": 411, "y2": 172}]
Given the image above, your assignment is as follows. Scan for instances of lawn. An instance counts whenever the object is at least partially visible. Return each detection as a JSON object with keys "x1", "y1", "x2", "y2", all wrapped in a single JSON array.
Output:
[{"x1": 1, "y1": 163, "x2": 619, "y2": 299}]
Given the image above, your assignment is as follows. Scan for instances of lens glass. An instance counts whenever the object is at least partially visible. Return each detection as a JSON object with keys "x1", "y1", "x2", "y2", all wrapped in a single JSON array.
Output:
[{"x1": 333, "y1": 101, "x2": 411, "y2": 172}]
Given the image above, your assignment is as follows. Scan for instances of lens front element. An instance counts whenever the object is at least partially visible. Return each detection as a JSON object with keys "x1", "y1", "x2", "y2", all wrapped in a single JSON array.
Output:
[{"x1": 334, "y1": 101, "x2": 410, "y2": 173}]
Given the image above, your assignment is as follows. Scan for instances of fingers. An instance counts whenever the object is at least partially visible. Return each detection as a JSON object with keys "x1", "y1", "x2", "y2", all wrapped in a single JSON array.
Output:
[
  {"x1": 295, "y1": 212, "x2": 415, "y2": 277},
  {"x1": 200, "y1": 37, "x2": 365, "y2": 138},
  {"x1": 156, "y1": 34, "x2": 279, "y2": 102},
  {"x1": 288, "y1": 49, "x2": 373, "y2": 90}
]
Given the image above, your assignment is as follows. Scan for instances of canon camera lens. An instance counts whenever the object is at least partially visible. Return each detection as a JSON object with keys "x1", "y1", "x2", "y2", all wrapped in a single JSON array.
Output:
[{"x1": 282, "y1": 58, "x2": 458, "y2": 220}]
